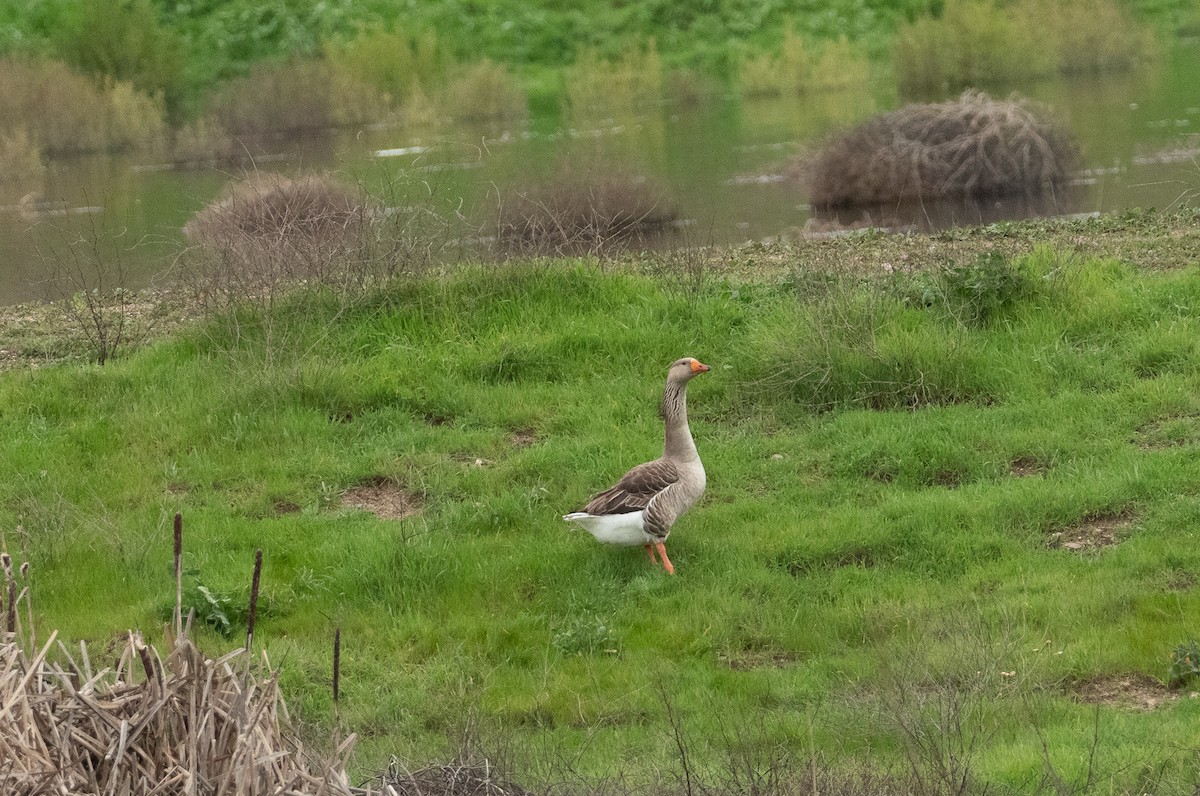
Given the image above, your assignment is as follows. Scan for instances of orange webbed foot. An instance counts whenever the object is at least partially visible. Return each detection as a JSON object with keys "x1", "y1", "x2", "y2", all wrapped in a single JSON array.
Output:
[{"x1": 655, "y1": 541, "x2": 675, "y2": 575}]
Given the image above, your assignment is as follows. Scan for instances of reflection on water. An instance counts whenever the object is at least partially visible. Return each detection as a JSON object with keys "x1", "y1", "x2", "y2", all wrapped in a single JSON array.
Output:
[
  {"x1": 808, "y1": 188, "x2": 1090, "y2": 235},
  {"x1": 0, "y1": 41, "x2": 1197, "y2": 305}
]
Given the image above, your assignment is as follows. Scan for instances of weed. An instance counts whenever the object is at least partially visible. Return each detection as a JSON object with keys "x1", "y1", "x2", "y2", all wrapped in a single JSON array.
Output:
[
  {"x1": 895, "y1": 251, "x2": 1036, "y2": 326},
  {"x1": 1167, "y1": 640, "x2": 1200, "y2": 689},
  {"x1": 551, "y1": 615, "x2": 618, "y2": 656}
]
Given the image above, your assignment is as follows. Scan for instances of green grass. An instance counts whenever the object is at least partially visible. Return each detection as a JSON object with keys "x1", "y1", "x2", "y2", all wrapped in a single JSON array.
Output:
[{"x1": 5, "y1": 249, "x2": 1200, "y2": 791}]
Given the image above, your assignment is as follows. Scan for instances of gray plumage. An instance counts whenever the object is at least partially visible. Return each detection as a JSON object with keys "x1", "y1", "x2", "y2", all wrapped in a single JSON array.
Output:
[{"x1": 564, "y1": 358, "x2": 710, "y2": 573}]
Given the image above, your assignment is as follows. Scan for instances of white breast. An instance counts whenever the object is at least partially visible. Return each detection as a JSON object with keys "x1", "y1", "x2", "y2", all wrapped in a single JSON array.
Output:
[{"x1": 563, "y1": 511, "x2": 653, "y2": 546}]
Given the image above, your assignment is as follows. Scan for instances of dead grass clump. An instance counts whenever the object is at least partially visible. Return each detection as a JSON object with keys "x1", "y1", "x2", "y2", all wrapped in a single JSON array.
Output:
[
  {"x1": 0, "y1": 630, "x2": 355, "y2": 794},
  {"x1": 342, "y1": 476, "x2": 423, "y2": 520},
  {"x1": 368, "y1": 758, "x2": 530, "y2": 796},
  {"x1": 808, "y1": 91, "x2": 1079, "y2": 208},
  {"x1": 497, "y1": 167, "x2": 677, "y2": 256}
]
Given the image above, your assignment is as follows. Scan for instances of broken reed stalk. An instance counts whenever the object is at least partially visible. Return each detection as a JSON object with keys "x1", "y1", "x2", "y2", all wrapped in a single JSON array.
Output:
[
  {"x1": 333, "y1": 627, "x2": 342, "y2": 705},
  {"x1": 20, "y1": 560, "x2": 33, "y2": 651},
  {"x1": 173, "y1": 512, "x2": 183, "y2": 639},
  {"x1": 246, "y1": 548, "x2": 263, "y2": 652},
  {"x1": 2, "y1": 551, "x2": 14, "y2": 634},
  {"x1": 0, "y1": 627, "x2": 358, "y2": 794}
]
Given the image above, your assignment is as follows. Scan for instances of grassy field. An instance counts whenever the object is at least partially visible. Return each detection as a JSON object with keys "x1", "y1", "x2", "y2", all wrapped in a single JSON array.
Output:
[{"x1": 4, "y1": 211, "x2": 1200, "y2": 791}]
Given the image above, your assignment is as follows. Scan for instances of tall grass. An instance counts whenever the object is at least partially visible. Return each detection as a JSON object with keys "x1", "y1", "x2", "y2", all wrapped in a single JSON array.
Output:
[
  {"x1": 210, "y1": 58, "x2": 335, "y2": 137},
  {"x1": 894, "y1": 0, "x2": 1158, "y2": 95},
  {"x1": 739, "y1": 26, "x2": 871, "y2": 98},
  {"x1": 441, "y1": 59, "x2": 527, "y2": 123},
  {"x1": 324, "y1": 27, "x2": 445, "y2": 126},
  {"x1": 0, "y1": 57, "x2": 168, "y2": 155},
  {"x1": 564, "y1": 40, "x2": 663, "y2": 118}
]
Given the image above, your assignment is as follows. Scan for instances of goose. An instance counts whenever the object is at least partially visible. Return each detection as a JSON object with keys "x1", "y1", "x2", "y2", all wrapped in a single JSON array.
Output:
[{"x1": 563, "y1": 357, "x2": 711, "y2": 574}]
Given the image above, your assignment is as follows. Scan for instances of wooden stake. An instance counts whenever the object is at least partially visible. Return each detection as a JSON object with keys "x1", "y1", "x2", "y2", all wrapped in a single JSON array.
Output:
[
  {"x1": 173, "y1": 513, "x2": 183, "y2": 640},
  {"x1": 332, "y1": 627, "x2": 341, "y2": 705},
  {"x1": 246, "y1": 548, "x2": 262, "y2": 652}
]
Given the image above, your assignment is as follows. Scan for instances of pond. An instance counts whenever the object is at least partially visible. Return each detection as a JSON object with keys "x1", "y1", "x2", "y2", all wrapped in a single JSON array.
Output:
[{"x1": 0, "y1": 40, "x2": 1196, "y2": 306}]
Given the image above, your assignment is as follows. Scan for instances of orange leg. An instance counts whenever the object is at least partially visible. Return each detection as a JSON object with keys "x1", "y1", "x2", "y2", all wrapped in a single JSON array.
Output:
[
  {"x1": 645, "y1": 544, "x2": 659, "y2": 564},
  {"x1": 654, "y1": 541, "x2": 675, "y2": 575}
]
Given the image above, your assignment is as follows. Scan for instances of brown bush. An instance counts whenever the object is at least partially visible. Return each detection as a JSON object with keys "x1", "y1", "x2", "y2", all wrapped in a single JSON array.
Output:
[
  {"x1": 808, "y1": 91, "x2": 1080, "y2": 207},
  {"x1": 182, "y1": 172, "x2": 377, "y2": 306},
  {"x1": 497, "y1": 167, "x2": 677, "y2": 256}
]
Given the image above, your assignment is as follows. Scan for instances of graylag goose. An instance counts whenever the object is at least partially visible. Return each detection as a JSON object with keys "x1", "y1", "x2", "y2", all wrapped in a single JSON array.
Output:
[{"x1": 563, "y1": 357, "x2": 710, "y2": 574}]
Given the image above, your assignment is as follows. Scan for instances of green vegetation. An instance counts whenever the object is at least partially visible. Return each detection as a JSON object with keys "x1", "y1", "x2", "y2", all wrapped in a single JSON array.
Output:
[
  {"x1": 4, "y1": 210, "x2": 1200, "y2": 790},
  {"x1": 0, "y1": 0, "x2": 1192, "y2": 159}
]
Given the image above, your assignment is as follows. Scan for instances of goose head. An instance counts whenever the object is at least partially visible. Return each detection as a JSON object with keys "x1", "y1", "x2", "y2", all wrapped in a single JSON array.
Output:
[{"x1": 668, "y1": 357, "x2": 711, "y2": 383}]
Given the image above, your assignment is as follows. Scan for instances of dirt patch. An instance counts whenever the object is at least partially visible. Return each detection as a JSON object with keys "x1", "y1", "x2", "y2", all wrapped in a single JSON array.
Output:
[
  {"x1": 1009, "y1": 456, "x2": 1046, "y2": 477},
  {"x1": 1134, "y1": 413, "x2": 1200, "y2": 450},
  {"x1": 718, "y1": 649, "x2": 800, "y2": 671},
  {"x1": 1048, "y1": 510, "x2": 1135, "y2": 552},
  {"x1": 341, "y1": 476, "x2": 422, "y2": 520},
  {"x1": 1165, "y1": 570, "x2": 1196, "y2": 592},
  {"x1": 1071, "y1": 674, "x2": 1175, "y2": 711},
  {"x1": 422, "y1": 412, "x2": 453, "y2": 427},
  {"x1": 510, "y1": 428, "x2": 538, "y2": 448},
  {"x1": 450, "y1": 452, "x2": 493, "y2": 468},
  {"x1": 273, "y1": 499, "x2": 301, "y2": 515}
]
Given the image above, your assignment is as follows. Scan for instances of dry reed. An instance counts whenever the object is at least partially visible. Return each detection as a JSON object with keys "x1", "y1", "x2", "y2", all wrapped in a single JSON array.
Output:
[
  {"x1": 497, "y1": 167, "x2": 677, "y2": 256},
  {"x1": 0, "y1": 624, "x2": 357, "y2": 794},
  {"x1": 808, "y1": 91, "x2": 1079, "y2": 207}
]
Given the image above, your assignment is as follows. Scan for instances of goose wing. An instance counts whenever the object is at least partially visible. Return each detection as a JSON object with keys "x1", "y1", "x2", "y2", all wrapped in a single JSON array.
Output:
[{"x1": 580, "y1": 459, "x2": 679, "y2": 515}]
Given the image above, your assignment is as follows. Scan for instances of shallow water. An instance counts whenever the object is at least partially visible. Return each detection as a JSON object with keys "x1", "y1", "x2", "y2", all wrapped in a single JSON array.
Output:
[{"x1": 0, "y1": 41, "x2": 1196, "y2": 306}]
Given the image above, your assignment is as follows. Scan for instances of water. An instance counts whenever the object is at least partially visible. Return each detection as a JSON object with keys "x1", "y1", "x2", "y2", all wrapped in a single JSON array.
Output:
[{"x1": 0, "y1": 41, "x2": 1196, "y2": 306}]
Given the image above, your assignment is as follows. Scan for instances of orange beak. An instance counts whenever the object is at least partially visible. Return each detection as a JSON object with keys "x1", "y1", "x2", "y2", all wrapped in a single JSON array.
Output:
[{"x1": 690, "y1": 359, "x2": 711, "y2": 374}]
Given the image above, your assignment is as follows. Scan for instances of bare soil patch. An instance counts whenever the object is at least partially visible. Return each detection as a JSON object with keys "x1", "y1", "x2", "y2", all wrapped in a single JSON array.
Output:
[
  {"x1": 1071, "y1": 673, "x2": 1175, "y2": 711},
  {"x1": 718, "y1": 649, "x2": 800, "y2": 671},
  {"x1": 1048, "y1": 510, "x2": 1135, "y2": 552},
  {"x1": 1134, "y1": 413, "x2": 1200, "y2": 450},
  {"x1": 273, "y1": 498, "x2": 301, "y2": 515},
  {"x1": 1009, "y1": 456, "x2": 1046, "y2": 477},
  {"x1": 341, "y1": 476, "x2": 422, "y2": 520},
  {"x1": 510, "y1": 428, "x2": 538, "y2": 448}
]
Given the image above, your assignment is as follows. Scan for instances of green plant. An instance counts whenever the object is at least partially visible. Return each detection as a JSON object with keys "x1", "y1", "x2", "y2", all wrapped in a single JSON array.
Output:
[
  {"x1": 1168, "y1": 639, "x2": 1200, "y2": 688},
  {"x1": 552, "y1": 615, "x2": 618, "y2": 656},
  {"x1": 56, "y1": 0, "x2": 188, "y2": 124},
  {"x1": 897, "y1": 251, "x2": 1035, "y2": 326}
]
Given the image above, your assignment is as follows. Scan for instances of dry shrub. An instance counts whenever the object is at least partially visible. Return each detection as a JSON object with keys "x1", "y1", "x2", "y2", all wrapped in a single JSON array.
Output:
[
  {"x1": 0, "y1": 57, "x2": 167, "y2": 155},
  {"x1": 183, "y1": 172, "x2": 374, "y2": 305},
  {"x1": 808, "y1": 91, "x2": 1079, "y2": 207},
  {"x1": 211, "y1": 58, "x2": 335, "y2": 137},
  {"x1": 497, "y1": 165, "x2": 677, "y2": 256},
  {"x1": 441, "y1": 59, "x2": 527, "y2": 123},
  {"x1": 0, "y1": 630, "x2": 355, "y2": 794}
]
